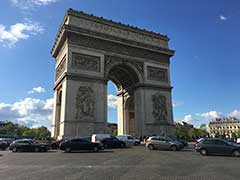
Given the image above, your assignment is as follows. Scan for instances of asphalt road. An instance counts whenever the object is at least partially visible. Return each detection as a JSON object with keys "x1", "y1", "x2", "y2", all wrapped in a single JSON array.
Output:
[{"x1": 0, "y1": 145, "x2": 240, "y2": 180}]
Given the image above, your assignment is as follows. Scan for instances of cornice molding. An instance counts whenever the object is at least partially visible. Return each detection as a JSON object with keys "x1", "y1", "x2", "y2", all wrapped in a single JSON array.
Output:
[{"x1": 51, "y1": 9, "x2": 175, "y2": 57}]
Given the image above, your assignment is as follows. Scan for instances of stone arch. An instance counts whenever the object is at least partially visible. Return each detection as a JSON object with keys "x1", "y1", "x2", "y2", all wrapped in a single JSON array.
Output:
[
  {"x1": 51, "y1": 9, "x2": 175, "y2": 139},
  {"x1": 105, "y1": 61, "x2": 141, "y2": 135},
  {"x1": 105, "y1": 59, "x2": 143, "y2": 90}
]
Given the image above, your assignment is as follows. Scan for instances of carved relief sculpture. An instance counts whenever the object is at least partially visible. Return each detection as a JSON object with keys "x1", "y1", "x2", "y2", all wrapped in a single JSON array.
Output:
[
  {"x1": 55, "y1": 56, "x2": 66, "y2": 80},
  {"x1": 72, "y1": 53, "x2": 100, "y2": 72},
  {"x1": 66, "y1": 11, "x2": 169, "y2": 49},
  {"x1": 75, "y1": 86, "x2": 95, "y2": 120},
  {"x1": 152, "y1": 93, "x2": 168, "y2": 120},
  {"x1": 147, "y1": 66, "x2": 168, "y2": 82}
]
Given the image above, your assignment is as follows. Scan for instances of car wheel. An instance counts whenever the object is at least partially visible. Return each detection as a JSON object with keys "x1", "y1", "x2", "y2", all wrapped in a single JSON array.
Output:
[
  {"x1": 41, "y1": 148, "x2": 47, "y2": 152},
  {"x1": 148, "y1": 144, "x2": 155, "y2": 150},
  {"x1": 233, "y1": 150, "x2": 240, "y2": 157},
  {"x1": 12, "y1": 147, "x2": 18, "y2": 153},
  {"x1": 170, "y1": 145, "x2": 177, "y2": 151},
  {"x1": 120, "y1": 143, "x2": 126, "y2": 148},
  {"x1": 93, "y1": 147, "x2": 99, "y2": 152},
  {"x1": 34, "y1": 147, "x2": 40, "y2": 152},
  {"x1": 65, "y1": 147, "x2": 71, "y2": 153},
  {"x1": 104, "y1": 144, "x2": 108, "y2": 149},
  {"x1": 200, "y1": 149, "x2": 208, "y2": 156}
]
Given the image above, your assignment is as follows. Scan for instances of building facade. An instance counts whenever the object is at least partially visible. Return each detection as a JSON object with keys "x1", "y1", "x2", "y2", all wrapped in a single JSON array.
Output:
[
  {"x1": 175, "y1": 121, "x2": 194, "y2": 132},
  {"x1": 209, "y1": 117, "x2": 240, "y2": 138}
]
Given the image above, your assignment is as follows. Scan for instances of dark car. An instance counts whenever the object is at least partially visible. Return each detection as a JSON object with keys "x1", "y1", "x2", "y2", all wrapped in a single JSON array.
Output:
[
  {"x1": 167, "y1": 136, "x2": 188, "y2": 147},
  {"x1": 59, "y1": 138, "x2": 103, "y2": 153},
  {"x1": 0, "y1": 140, "x2": 8, "y2": 150},
  {"x1": 101, "y1": 137, "x2": 126, "y2": 149},
  {"x1": 50, "y1": 139, "x2": 66, "y2": 149},
  {"x1": 9, "y1": 139, "x2": 49, "y2": 152},
  {"x1": 195, "y1": 138, "x2": 240, "y2": 157}
]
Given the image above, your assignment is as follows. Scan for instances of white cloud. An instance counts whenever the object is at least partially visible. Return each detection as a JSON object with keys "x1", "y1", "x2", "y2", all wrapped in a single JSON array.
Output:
[
  {"x1": 28, "y1": 86, "x2": 46, "y2": 94},
  {"x1": 179, "y1": 111, "x2": 225, "y2": 128},
  {"x1": 0, "y1": 97, "x2": 53, "y2": 128},
  {"x1": 219, "y1": 15, "x2": 228, "y2": 21},
  {"x1": 197, "y1": 111, "x2": 224, "y2": 119},
  {"x1": 108, "y1": 94, "x2": 117, "y2": 109},
  {"x1": 183, "y1": 114, "x2": 193, "y2": 122},
  {"x1": 11, "y1": 0, "x2": 60, "y2": 10},
  {"x1": 229, "y1": 110, "x2": 240, "y2": 118},
  {"x1": 0, "y1": 20, "x2": 43, "y2": 48}
]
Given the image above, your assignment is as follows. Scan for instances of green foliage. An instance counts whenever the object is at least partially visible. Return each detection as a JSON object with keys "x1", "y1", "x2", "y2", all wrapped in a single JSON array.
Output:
[
  {"x1": 236, "y1": 130, "x2": 240, "y2": 138},
  {"x1": 174, "y1": 126, "x2": 208, "y2": 140},
  {"x1": 0, "y1": 122, "x2": 50, "y2": 139},
  {"x1": 200, "y1": 124, "x2": 207, "y2": 131},
  {"x1": 174, "y1": 127, "x2": 187, "y2": 138},
  {"x1": 232, "y1": 132, "x2": 237, "y2": 139}
]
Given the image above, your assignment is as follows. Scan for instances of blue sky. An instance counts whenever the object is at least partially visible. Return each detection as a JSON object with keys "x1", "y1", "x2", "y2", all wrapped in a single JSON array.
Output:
[{"x1": 0, "y1": 0, "x2": 239, "y2": 128}]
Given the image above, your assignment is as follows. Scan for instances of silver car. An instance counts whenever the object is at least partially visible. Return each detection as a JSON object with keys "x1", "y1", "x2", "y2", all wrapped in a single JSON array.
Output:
[{"x1": 146, "y1": 136, "x2": 184, "y2": 151}]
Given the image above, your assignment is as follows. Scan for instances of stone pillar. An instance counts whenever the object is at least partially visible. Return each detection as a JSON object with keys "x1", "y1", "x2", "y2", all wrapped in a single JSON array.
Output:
[
  {"x1": 117, "y1": 94, "x2": 124, "y2": 135},
  {"x1": 134, "y1": 88, "x2": 145, "y2": 136},
  {"x1": 58, "y1": 78, "x2": 107, "y2": 139},
  {"x1": 145, "y1": 88, "x2": 174, "y2": 135},
  {"x1": 51, "y1": 90, "x2": 58, "y2": 139}
]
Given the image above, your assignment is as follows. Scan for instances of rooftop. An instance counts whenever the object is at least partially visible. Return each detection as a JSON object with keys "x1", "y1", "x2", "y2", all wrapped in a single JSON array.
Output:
[{"x1": 209, "y1": 117, "x2": 240, "y2": 124}]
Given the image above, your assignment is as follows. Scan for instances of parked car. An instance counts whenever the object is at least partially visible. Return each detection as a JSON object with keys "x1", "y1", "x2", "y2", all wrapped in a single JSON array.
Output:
[
  {"x1": 101, "y1": 137, "x2": 126, "y2": 149},
  {"x1": 167, "y1": 136, "x2": 188, "y2": 147},
  {"x1": 195, "y1": 138, "x2": 240, "y2": 157},
  {"x1": 116, "y1": 135, "x2": 134, "y2": 147},
  {"x1": 146, "y1": 136, "x2": 184, "y2": 151},
  {"x1": 133, "y1": 137, "x2": 141, "y2": 145},
  {"x1": 59, "y1": 138, "x2": 103, "y2": 153},
  {"x1": 91, "y1": 134, "x2": 112, "y2": 143},
  {"x1": 9, "y1": 139, "x2": 49, "y2": 152},
  {"x1": 0, "y1": 140, "x2": 8, "y2": 150},
  {"x1": 0, "y1": 138, "x2": 15, "y2": 146},
  {"x1": 50, "y1": 139, "x2": 66, "y2": 149}
]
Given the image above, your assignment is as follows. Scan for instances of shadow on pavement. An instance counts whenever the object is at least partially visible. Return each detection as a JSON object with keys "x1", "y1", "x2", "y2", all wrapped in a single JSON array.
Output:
[{"x1": 62, "y1": 150, "x2": 114, "y2": 154}]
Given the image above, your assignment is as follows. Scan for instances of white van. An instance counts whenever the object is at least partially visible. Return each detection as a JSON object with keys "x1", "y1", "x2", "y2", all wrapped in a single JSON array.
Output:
[
  {"x1": 116, "y1": 135, "x2": 134, "y2": 147},
  {"x1": 91, "y1": 134, "x2": 112, "y2": 143}
]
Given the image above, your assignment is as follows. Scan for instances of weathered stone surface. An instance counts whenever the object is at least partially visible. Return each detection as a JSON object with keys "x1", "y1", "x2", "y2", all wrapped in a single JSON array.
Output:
[
  {"x1": 75, "y1": 86, "x2": 95, "y2": 120},
  {"x1": 55, "y1": 56, "x2": 66, "y2": 80},
  {"x1": 147, "y1": 66, "x2": 168, "y2": 82},
  {"x1": 152, "y1": 93, "x2": 168, "y2": 121},
  {"x1": 51, "y1": 9, "x2": 175, "y2": 139},
  {"x1": 72, "y1": 53, "x2": 100, "y2": 72}
]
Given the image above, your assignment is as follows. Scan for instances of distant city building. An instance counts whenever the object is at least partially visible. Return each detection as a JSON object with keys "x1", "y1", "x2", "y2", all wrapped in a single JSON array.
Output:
[
  {"x1": 106, "y1": 123, "x2": 118, "y2": 135},
  {"x1": 209, "y1": 117, "x2": 240, "y2": 138},
  {"x1": 175, "y1": 121, "x2": 194, "y2": 131}
]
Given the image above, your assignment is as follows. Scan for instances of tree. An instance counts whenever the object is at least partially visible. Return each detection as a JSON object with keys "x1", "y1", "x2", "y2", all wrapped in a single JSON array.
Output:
[
  {"x1": 0, "y1": 121, "x2": 50, "y2": 139},
  {"x1": 187, "y1": 128, "x2": 196, "y2": 140},
  {"x1": 200, "y1": 124, "x2": 207, "y2": 131},
  {"x1": 174, "y1": 127, "x2": 187, "y2": 138},
  {"x1": 35, "y1": 126, "x2": 51, "y2": 138}
]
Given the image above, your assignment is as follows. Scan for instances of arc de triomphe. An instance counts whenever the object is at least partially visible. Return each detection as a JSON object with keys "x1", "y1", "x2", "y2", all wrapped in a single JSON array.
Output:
[{"x1": 51, "y1": 9, "x2": 175, "y2": 140}]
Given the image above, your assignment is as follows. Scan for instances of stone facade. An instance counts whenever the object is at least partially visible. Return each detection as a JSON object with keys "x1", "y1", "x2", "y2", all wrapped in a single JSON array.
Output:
[
  {"x1": 209, "y1": 118, "x2": 240, "y2": 138},
  {"x1": 51, "y1": 9, "x2": 175, "y2": 140}
]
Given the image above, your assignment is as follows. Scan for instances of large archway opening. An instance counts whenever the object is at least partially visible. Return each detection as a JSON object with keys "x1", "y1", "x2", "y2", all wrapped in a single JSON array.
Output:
[{"x1": 106, "y1": 63, "x2": 140, "y2": 136}]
